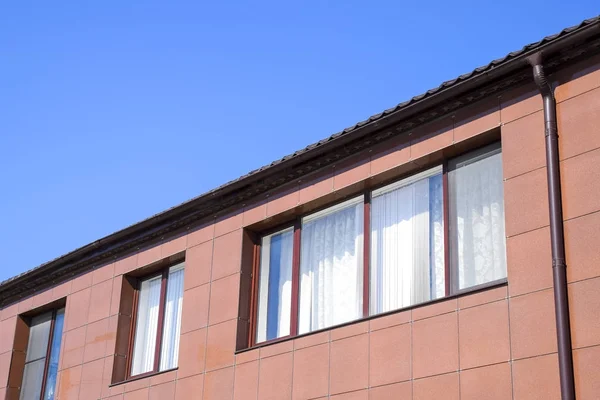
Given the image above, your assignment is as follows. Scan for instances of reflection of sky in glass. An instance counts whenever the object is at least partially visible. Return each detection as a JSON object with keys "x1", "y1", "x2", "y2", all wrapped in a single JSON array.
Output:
[
  {"x1": 43, "y1": 308, "x2": 65, "y2": 400},
  {"x1": 266, "y1": 232, "x2": 284, "y2": 341}
]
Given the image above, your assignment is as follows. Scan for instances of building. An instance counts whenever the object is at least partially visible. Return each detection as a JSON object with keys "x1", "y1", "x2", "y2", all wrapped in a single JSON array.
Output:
[{"x1": 1, "y1": 15, "x2": 600, "y2": 400}]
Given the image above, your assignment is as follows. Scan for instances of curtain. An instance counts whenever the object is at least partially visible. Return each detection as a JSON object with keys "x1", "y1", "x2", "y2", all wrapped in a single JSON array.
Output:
[
  {"x1": 449, "y1": 149, "x2": 506, "y2": 291},
  {"x1": 131, "y1": 276, "x2": 161, "y2": 375},
  {"x1": 256, "y1": 229, "x2": 293, "y2": 343},
  {"x1": 370, "y1": 170, "x2": 444, "y2": 314},
  {"x1": 299, "y1": 198, "x2": 363, "y2": 334},
  {"x1": 20, "y1": 312, "x2": 53, "y2": 400},
  {"x1": 160, "y1": 265, "x2": 184, "y2": 371}
]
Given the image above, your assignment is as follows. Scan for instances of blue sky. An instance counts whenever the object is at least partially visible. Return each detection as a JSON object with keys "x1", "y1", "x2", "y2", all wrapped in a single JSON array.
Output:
[{"x1": 0, "y1": 1, "x2": 597, "y2": 282}]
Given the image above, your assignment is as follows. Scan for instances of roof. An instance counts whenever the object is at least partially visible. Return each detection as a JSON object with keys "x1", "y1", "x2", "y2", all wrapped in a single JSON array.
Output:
[{"x1": 2, "y1": 15, "x2": 600, "y2": 306}]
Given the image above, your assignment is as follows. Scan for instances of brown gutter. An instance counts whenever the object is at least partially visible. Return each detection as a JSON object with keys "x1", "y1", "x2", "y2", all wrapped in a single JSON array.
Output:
[{"x1": 528, "y1": 53, "x2": 575, "y2": 400}]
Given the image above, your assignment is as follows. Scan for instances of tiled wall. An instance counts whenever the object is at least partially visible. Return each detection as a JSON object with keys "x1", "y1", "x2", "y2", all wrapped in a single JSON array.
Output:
[{"x1": 1, "y1": 54, "x2": 600, "y2": 399}]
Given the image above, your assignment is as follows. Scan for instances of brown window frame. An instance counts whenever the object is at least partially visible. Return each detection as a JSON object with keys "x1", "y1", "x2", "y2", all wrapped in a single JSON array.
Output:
[
  {"x1": 126, "y1": 266, "x2": 171, "y2": 380},
  {"x1": 247, "y1": 142, "x2": 506, "y2": 347}
]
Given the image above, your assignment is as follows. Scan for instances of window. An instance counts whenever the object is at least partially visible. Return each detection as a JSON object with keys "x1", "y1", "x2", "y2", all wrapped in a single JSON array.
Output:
[
  {"x1": 250, "y1": 143, "x2": 507, "y2": 345},
  {"x1": 19, "y1": 308, "x2": 65, "y2": 400},
  {"x1": 129, "y1": 263, "x2": 184, "y2": 377}
]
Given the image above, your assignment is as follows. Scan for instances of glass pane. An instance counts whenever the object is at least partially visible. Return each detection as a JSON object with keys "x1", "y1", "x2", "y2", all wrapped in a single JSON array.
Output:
[
  {"x1": 370, "y1": 167, "x2": 444, "y2": 314},
  {"x1": 449, "y1": 145, "x2": 507, "y2": 291},
  {"x1": 131, "y1": 275, "x2": 162, "y2": 376},
  {"x1": 159, "y1": 265, "x2": 184, "y2": 371},
  {"x1": 299, "y1": 197, "x2": 364, "y2": 334},
  {"x1": 43, "y1": 308, "x2": 65, "y2": 400},
  {"x1": 25, "y1": 311, "x2": 52, "y2": 362},
  {"x1": 19, "y1": 358, "x2": 46, "y2": 400},
  {"x1": 256, "y1": 228, "x2": 294, "y2": 343}
]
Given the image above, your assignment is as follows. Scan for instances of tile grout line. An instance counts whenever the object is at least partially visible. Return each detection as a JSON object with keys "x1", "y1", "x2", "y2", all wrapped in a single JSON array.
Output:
[
  {"x1": 507, "y1": 293, "x2": 516, "y2": 400},
  {"x1": 201, "y1": 224, "x2": 216, "y2": 400}
]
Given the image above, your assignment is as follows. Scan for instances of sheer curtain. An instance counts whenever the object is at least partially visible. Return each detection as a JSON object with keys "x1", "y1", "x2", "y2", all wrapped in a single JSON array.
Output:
[
  {"x1": 256, "y1": 228, "x2": 293, "y2": 343},
  {"x1": 449, "y1": 146, "x2": 506, "y2": 291},
  {"x1": 131, "y1": 276, "x2": 161, "y2": 376},
  {"x1": 370, "y1": 168, "x2": 445, "y2": 314},
  {"x1": 20, "y1": 312, "x2": 53, "y2": 400},
  {"x1": 160, "y1": 264, "x2": 184, "y2": 371},
  {"x1": 299, "y1": 197, "x2": 363, "y2": 334}
]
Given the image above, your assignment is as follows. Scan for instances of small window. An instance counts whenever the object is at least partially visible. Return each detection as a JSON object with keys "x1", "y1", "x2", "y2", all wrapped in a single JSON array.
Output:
[
  {"x1": 19, "y1": 308, "x2": 65, "y2": 400},
  {"x1": 129, "y1": 263, "x2": 184, "y2": 377},
  {"x1": 449, "y1": 144, "x2": 507, "y2": 292}
]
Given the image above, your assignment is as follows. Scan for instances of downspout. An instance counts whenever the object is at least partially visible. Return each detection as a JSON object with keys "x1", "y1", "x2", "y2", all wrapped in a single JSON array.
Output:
[{"x1": 528, "y1": 53, "x2": 576, "y2": 400}]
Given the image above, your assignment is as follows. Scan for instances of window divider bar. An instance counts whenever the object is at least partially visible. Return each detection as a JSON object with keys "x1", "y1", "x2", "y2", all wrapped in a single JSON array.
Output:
[
  {"x1": 38, "y1": 309, "x2": 56, "y2": 400},
  {"x1": 442, "y1": 161, "x2": 451, "y2": 297},
  {"x1": 290, "y1": 219, "x2": 302, "y2": 336},
  {"x1": 362, "y1": 191, "x2": 371, "y2": 318},
  {"x1": 153, "y1": 270, "x2": 169, "y2": 373}
]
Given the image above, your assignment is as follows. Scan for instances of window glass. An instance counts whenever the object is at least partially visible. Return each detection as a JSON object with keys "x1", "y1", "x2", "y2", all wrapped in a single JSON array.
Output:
[
  {"x1": 43, "y1": 308, "x2": 65, "y2": 400},
  {"x1": 299, "y1": 196, "x2": 364, "y2": 334},
  {"x1": 160, "y1": 264, "x2": 184, "y2": 371},
  {"x1": 131, "y1": 275, "x2": 162, "y2": 376},
  {"x1": 256, "y1": 228, "x2": 294, "y2": 343},
  {"x1": 370, "y1": 167, "x2": 445, "y2": 314},
  {"x1": 449, "y1": 144, "x2": 507, "y2": 291}
]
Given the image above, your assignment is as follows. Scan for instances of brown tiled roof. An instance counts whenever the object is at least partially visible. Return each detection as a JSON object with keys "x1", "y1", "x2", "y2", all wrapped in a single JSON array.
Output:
[{"x1": 1, "y1": 15, "x2": 600, "y2": 305}]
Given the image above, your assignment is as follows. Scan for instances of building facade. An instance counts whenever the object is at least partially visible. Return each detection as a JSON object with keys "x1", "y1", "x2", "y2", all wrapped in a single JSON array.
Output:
[{"x1": 1, "y1": 17, "x2": 600, "y2": 400}]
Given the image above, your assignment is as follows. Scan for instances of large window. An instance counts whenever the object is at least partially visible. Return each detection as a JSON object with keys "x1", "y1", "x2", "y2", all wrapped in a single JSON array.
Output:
[
  {"x1": 251, "y1": 143, "x2": 507, "y2": 344},
  {"x1": 19, "y1": 308, "x2": 65, "y2": 400},
  {"x1": 129, "y1": 263, "x2": 184, "y2": 377}
]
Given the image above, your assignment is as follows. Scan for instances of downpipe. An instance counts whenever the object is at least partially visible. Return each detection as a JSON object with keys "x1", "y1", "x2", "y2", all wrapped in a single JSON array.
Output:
[{"x1": 528, "y1": 53, "x2": 576, "y2": 400}]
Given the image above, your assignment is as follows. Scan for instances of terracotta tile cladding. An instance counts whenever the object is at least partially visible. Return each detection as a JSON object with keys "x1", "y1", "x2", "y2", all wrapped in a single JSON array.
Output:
[
  {"x1": 509, "y1": 288, "x2": 557, "y2": 360},
  {"x1": 180, "y1": 283, "x2": 209, "y2": 334},
  {"x1": 458, "y1": 300, "x2": 510, "y2": 369},
  {"x1": 573, "y1": 345, "x2": 600, "y2": 399},
  {"x1": 564, "y1": 211, "x2": 600, "y2": 282},
  {"x1": 512, "y1": 353, "x2": 561, "y2": 400},
  {"x1": 177, "y1": 328, "x2": 206, "y2": 379},
  {"x1": 292, "y1": 343, "x2": 329, "y2": 400},
  {"x1": 413, "y1": 372, "x2": 459, "y2": 400},
  {"x1": 175, "y1": 375, "x2": 204, "y2": 400},
  {"x1": 460, "y1": 362, "x2": 512, "y2": 400},
  {"x1": 560, "y1": 148, "x2": 600, "y2": 220},
  {"x1": 329, "y1": 334, "x2": 368, "y2": 395},
  {"x1": 369, "y1": 381, "x2": 411, "y2": 400},
  {"x1": 205, "y1": 319, "x2": 237, "y2": 371},
  {"x1": 503, "y1": 167, "x2": 549, "y2": 237},
  {"x1": 568, "y1": 277, "x2": 600, "y2": 349},
  {"x1": 501, "y1": 110, "x2": 545, "y2": 179},
  {"x1": 234, "y1": 360, "x2": 259, "y2": 400},
  {"x1": 412, "y1": 312, "x2": 458, "y2": 378},
  {"x1": 369, "y1": 323, "x2": 411, "y2": 387},
  {"x1": 506, "y1": 226, "x2": 553, "y2": 296},
  {"x1": 184, "y1": 240, "x2": 213, "y2": 290},
  {"x1": 211, "y1": 229, "x2": 242, "y2": 281},
  {"x1": 257, "y1": 352, "x2": 293, "y2": 400},
  {"x1": 208, "y1": 274, "x2": 240, "y2": 326}
]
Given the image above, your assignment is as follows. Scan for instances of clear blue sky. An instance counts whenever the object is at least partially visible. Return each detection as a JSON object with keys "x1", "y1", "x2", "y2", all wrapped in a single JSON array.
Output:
[{"x1": 0, "y1": 1, "x2": 597, "y2": 282}]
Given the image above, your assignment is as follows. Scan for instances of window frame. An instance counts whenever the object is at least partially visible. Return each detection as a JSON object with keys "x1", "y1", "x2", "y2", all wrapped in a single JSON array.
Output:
[
  {"x1": 126, "y1": 265, "x2": 178, "y2": 380},
  {"x1": 18, "y1": 306, "x2": 65, "y2": 400},
  {"x1": 248, "y1": 141, "x2": 506, "y2": 347}
]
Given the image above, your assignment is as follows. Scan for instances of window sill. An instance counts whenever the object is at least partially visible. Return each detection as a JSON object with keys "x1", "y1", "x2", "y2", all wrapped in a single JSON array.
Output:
[
  {"x1": 109, "y1": 368, "x2": 178, "y2": 387},
  {"x1": 237, "y1": 278, "x2": 508, "y2": 354}
]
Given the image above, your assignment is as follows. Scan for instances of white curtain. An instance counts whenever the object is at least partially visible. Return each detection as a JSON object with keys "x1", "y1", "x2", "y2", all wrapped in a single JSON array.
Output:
[
  {"x1": 299, "y1": 197, "x2": 363, "y2": 334},
  {"x1": 20, "y1": 312, "x2": 53, "y2": 400},
  {"x1": 370, "y1": 169, "x2": 445, "y2": 314},
  {"x1": 160, "y1": 264, "x2": 184, "y2": 371},
  {"x1": 131, "y1": 275, "x2": 161, "y2": 376},
  {"x1": 256, "y1": 229, "x2": 294, "y2": 343},
  {"x1": 450, "y1": 149, "x2": 506, "y2": 291}
]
